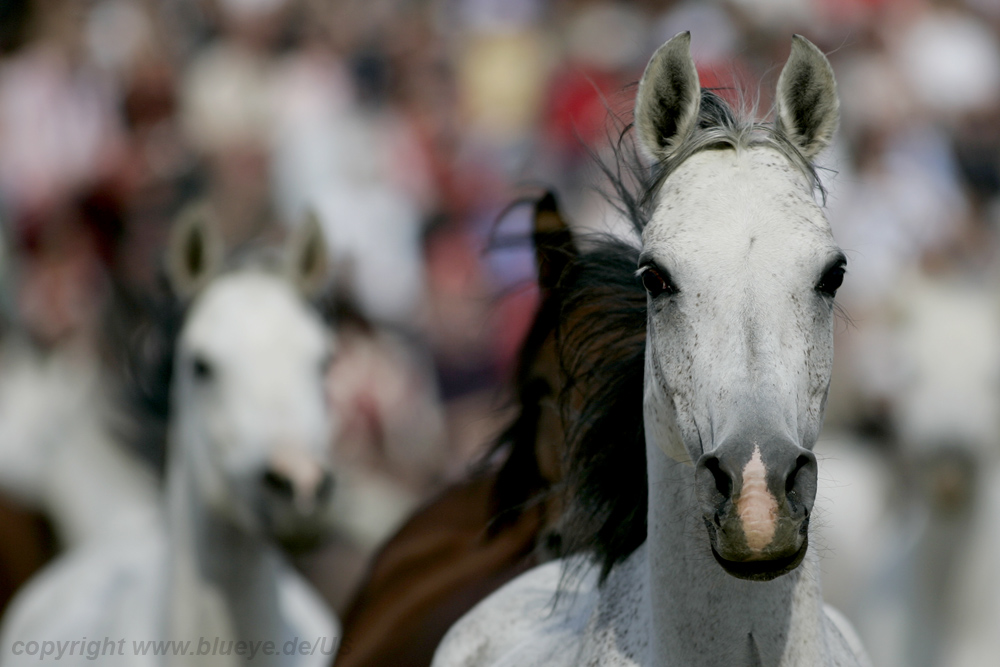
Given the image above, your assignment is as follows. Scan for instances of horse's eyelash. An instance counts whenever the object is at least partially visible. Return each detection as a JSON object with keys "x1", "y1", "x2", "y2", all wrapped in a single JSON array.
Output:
[{"x1": 635, "y1": 263, "x2": 669, "y2": 278}]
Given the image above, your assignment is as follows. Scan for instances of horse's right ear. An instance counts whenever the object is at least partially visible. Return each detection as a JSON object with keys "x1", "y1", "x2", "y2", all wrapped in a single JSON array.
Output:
[
  {"x1": 634, "y1": 31, "x2": 701, "y2": 163},
  {"x1": 774, "y1": 35, "x2": 839, "y2": 159},
  {"x1": 532, "y1": 191, "x2": 576, "y2": 290},
  {"x1": 166, "y1": 203, "x2": 224, "y2": 299},
  {"x1": 284, "y1": 209, "x2": 330, "y2": 299}
]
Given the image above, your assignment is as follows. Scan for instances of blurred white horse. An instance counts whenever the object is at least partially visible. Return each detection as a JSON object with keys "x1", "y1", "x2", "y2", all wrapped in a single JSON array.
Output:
[
  {"x1": 0, "y1": 217, "x2": 158, "y2": 549},
  {"x1": 0, "y1": 339, "x2": 160, "y2": 547},
  {"x1": 815, "y1": 271, "x2": 1000, "y2": 667},
  {"x1": 1, "y1": 208, "x2": 340, "y2": 665}
]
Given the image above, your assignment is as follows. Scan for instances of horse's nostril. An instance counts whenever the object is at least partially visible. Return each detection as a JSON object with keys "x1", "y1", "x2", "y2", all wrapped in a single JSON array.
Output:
[
  {"x1": 786, "y1": 454, "x2": 810, "y2": 495},
  {"x1": 704, "y1": 456, "x2": 732, "y2": 498},
  {"x1": 263, "y1": 469, "x2": 294, "y2": 499},
  {"x1": 315, "y1": 472, "x2": 335, "y2": 503}
]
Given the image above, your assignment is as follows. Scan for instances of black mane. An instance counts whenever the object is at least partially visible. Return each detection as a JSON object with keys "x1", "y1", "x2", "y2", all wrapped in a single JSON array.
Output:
[
  {"x1": 555, "y1": 237, "x2": 647, "y2": 581},
  {"x1": 104, "y1": 278, "x2": 183, "y2": 475}
]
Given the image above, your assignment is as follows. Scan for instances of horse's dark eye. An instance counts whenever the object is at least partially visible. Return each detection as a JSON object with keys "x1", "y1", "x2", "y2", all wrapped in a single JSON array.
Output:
[
  {"x1": 641, "y1": 266, "x2": 676, "y2": 298},
  {"x1": 816, "y1": 265, "x2": 845, "y2": 297},
  {"x1": 191, "y1": 355, "x2": 214, "y2": 382}
]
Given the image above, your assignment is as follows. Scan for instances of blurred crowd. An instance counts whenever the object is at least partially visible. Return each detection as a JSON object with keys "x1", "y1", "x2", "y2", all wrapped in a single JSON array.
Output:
[{"x1": 1, "y1": 0, "x2": 1000, "y2": 662}]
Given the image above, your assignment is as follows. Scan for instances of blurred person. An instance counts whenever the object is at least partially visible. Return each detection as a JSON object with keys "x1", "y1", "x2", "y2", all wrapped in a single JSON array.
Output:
[
  {"x1": 86, "y1": 0, "x2": 200, "y2": 291},
  {"x1": 891, "y1": 3, "x2": 1000, "y2": 120},
  {"x1": 453, "y1": 0, "x2": 551, "y2": 158},
  {"x1": 535, "y1": 2, "x2": 650, "y2": 205},
  {"x1": 0, "y1": 0, "x2": 126, "y2": 231},
  {"x1": 421, "y1": 216, "x2": 508, "y2": 475},
  {"x1": 179, "y1": 0, "x2": 292, "y2": 243}
]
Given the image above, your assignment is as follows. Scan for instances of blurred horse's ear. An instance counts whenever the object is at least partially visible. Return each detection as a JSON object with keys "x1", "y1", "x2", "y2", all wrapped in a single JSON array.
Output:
[
  {"x1": 285, "y1": 210, "x2": 329, "y2": 298},
  {"x1": 774, "y1": 35, "x2": 839, "y2": 159},
  {"x1": 167, "y1": 203, "x2": 224, "y2": 299},
  {"x1": 634, "y1": 31, "x2": 701, "y2": 163},
  {"x1": 532, "y1": 191, "x2": 576, "y2": 290}
]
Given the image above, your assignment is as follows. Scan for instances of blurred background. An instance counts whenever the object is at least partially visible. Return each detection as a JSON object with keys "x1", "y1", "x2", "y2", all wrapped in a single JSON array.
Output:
[{"x1": 0, "y1": 0, "x2": 999, "y2": 665}]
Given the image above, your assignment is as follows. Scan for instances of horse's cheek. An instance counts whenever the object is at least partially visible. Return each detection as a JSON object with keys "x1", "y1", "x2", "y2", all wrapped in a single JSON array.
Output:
[
  {"x1": 791, "y1": 311, "x2": 835, "y2": 446},
  {"x1": 644, "y1": 316, "x2": 699, "y2": 465}
]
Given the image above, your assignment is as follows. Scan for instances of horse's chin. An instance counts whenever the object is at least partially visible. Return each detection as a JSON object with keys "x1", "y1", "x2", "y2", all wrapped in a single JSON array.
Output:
[
  {"x1": 261, "y1": 508, "x2": 335, "y2": 554},
  {"x1": 271, "y1": 525, "x2": 331, "y2": 554},
  {"x1": 710, "y1": 537, "x2": 808, "y2": 582}
]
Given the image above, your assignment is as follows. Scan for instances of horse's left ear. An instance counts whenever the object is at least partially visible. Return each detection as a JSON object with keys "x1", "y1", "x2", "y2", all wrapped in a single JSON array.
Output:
[
  {"x1": 774, "y1": 35, "x2": 839, "y2": 159},
  {"x1": 285, "y1": 210, "x2": 329, "y2": 298},
  {"x1": 167, "y1": 203, "x2": 224, "y2": 299},
  {"x1": 634, "y1": 31, "x2": 701, "y2": 163}
]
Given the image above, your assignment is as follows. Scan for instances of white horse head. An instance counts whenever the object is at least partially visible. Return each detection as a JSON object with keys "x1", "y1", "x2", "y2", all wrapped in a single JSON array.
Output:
[
  {"x1": 636, "y1": 33, "x2": 842, "y2": 579},
  {"x1": 0, "y1": 210, "x2": 341, "y2": 665},
  {"x1": 166, "y1": 206, "x2": 336, "y2": 545}
]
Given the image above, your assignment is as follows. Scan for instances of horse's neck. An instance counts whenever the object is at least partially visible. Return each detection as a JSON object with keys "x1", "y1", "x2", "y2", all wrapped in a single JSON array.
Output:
[
  {"x1": 165, "y1": 448, "x2": 287, "y2": 662},
  {"x1": 645, "y1": 440, "x2": 830, "y2": 667}
]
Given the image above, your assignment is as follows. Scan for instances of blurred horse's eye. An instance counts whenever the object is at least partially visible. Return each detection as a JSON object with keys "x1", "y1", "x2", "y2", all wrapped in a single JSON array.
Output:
[
  {"x1": 191, "y1": 355, "x2": 214, "y2": 382},
  {"x1": 641, "y1": 266, "x2": 677, "y2": 298},
  {"x1": 816, "y1": 265, "x2": 845, "y2": 297}
]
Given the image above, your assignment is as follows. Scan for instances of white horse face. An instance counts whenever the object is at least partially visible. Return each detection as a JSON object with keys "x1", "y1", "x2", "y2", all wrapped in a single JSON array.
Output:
[
  {"x1": 168, "y1": 207, "x2": 335, "y2": 543},
  {"x1": 636, "y1": 34, "x2": 843, "y2": 580}
]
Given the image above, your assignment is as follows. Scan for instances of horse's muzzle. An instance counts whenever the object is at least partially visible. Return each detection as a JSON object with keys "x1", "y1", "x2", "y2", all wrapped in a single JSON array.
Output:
[{"x1": 695, "y1": 436, "x2": 817, "y2": 581}]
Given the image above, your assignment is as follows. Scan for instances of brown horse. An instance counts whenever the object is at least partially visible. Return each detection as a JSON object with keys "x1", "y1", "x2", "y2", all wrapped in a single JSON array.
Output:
[
  {"x1": 0, "y1": 494, "x2": 55, "y2": 617},
  {"x1": 333, "y1": 193, "x2": 576, "y2": 667}
]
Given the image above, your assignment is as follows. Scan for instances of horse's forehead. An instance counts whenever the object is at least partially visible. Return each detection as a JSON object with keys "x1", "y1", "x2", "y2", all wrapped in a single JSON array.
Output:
[
  {"x1": 644, "y1": 147, "x2": 832, "y2": 264},
  {"x1": 182, "y1": 272, "x2": 326, "y2": 357}
]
